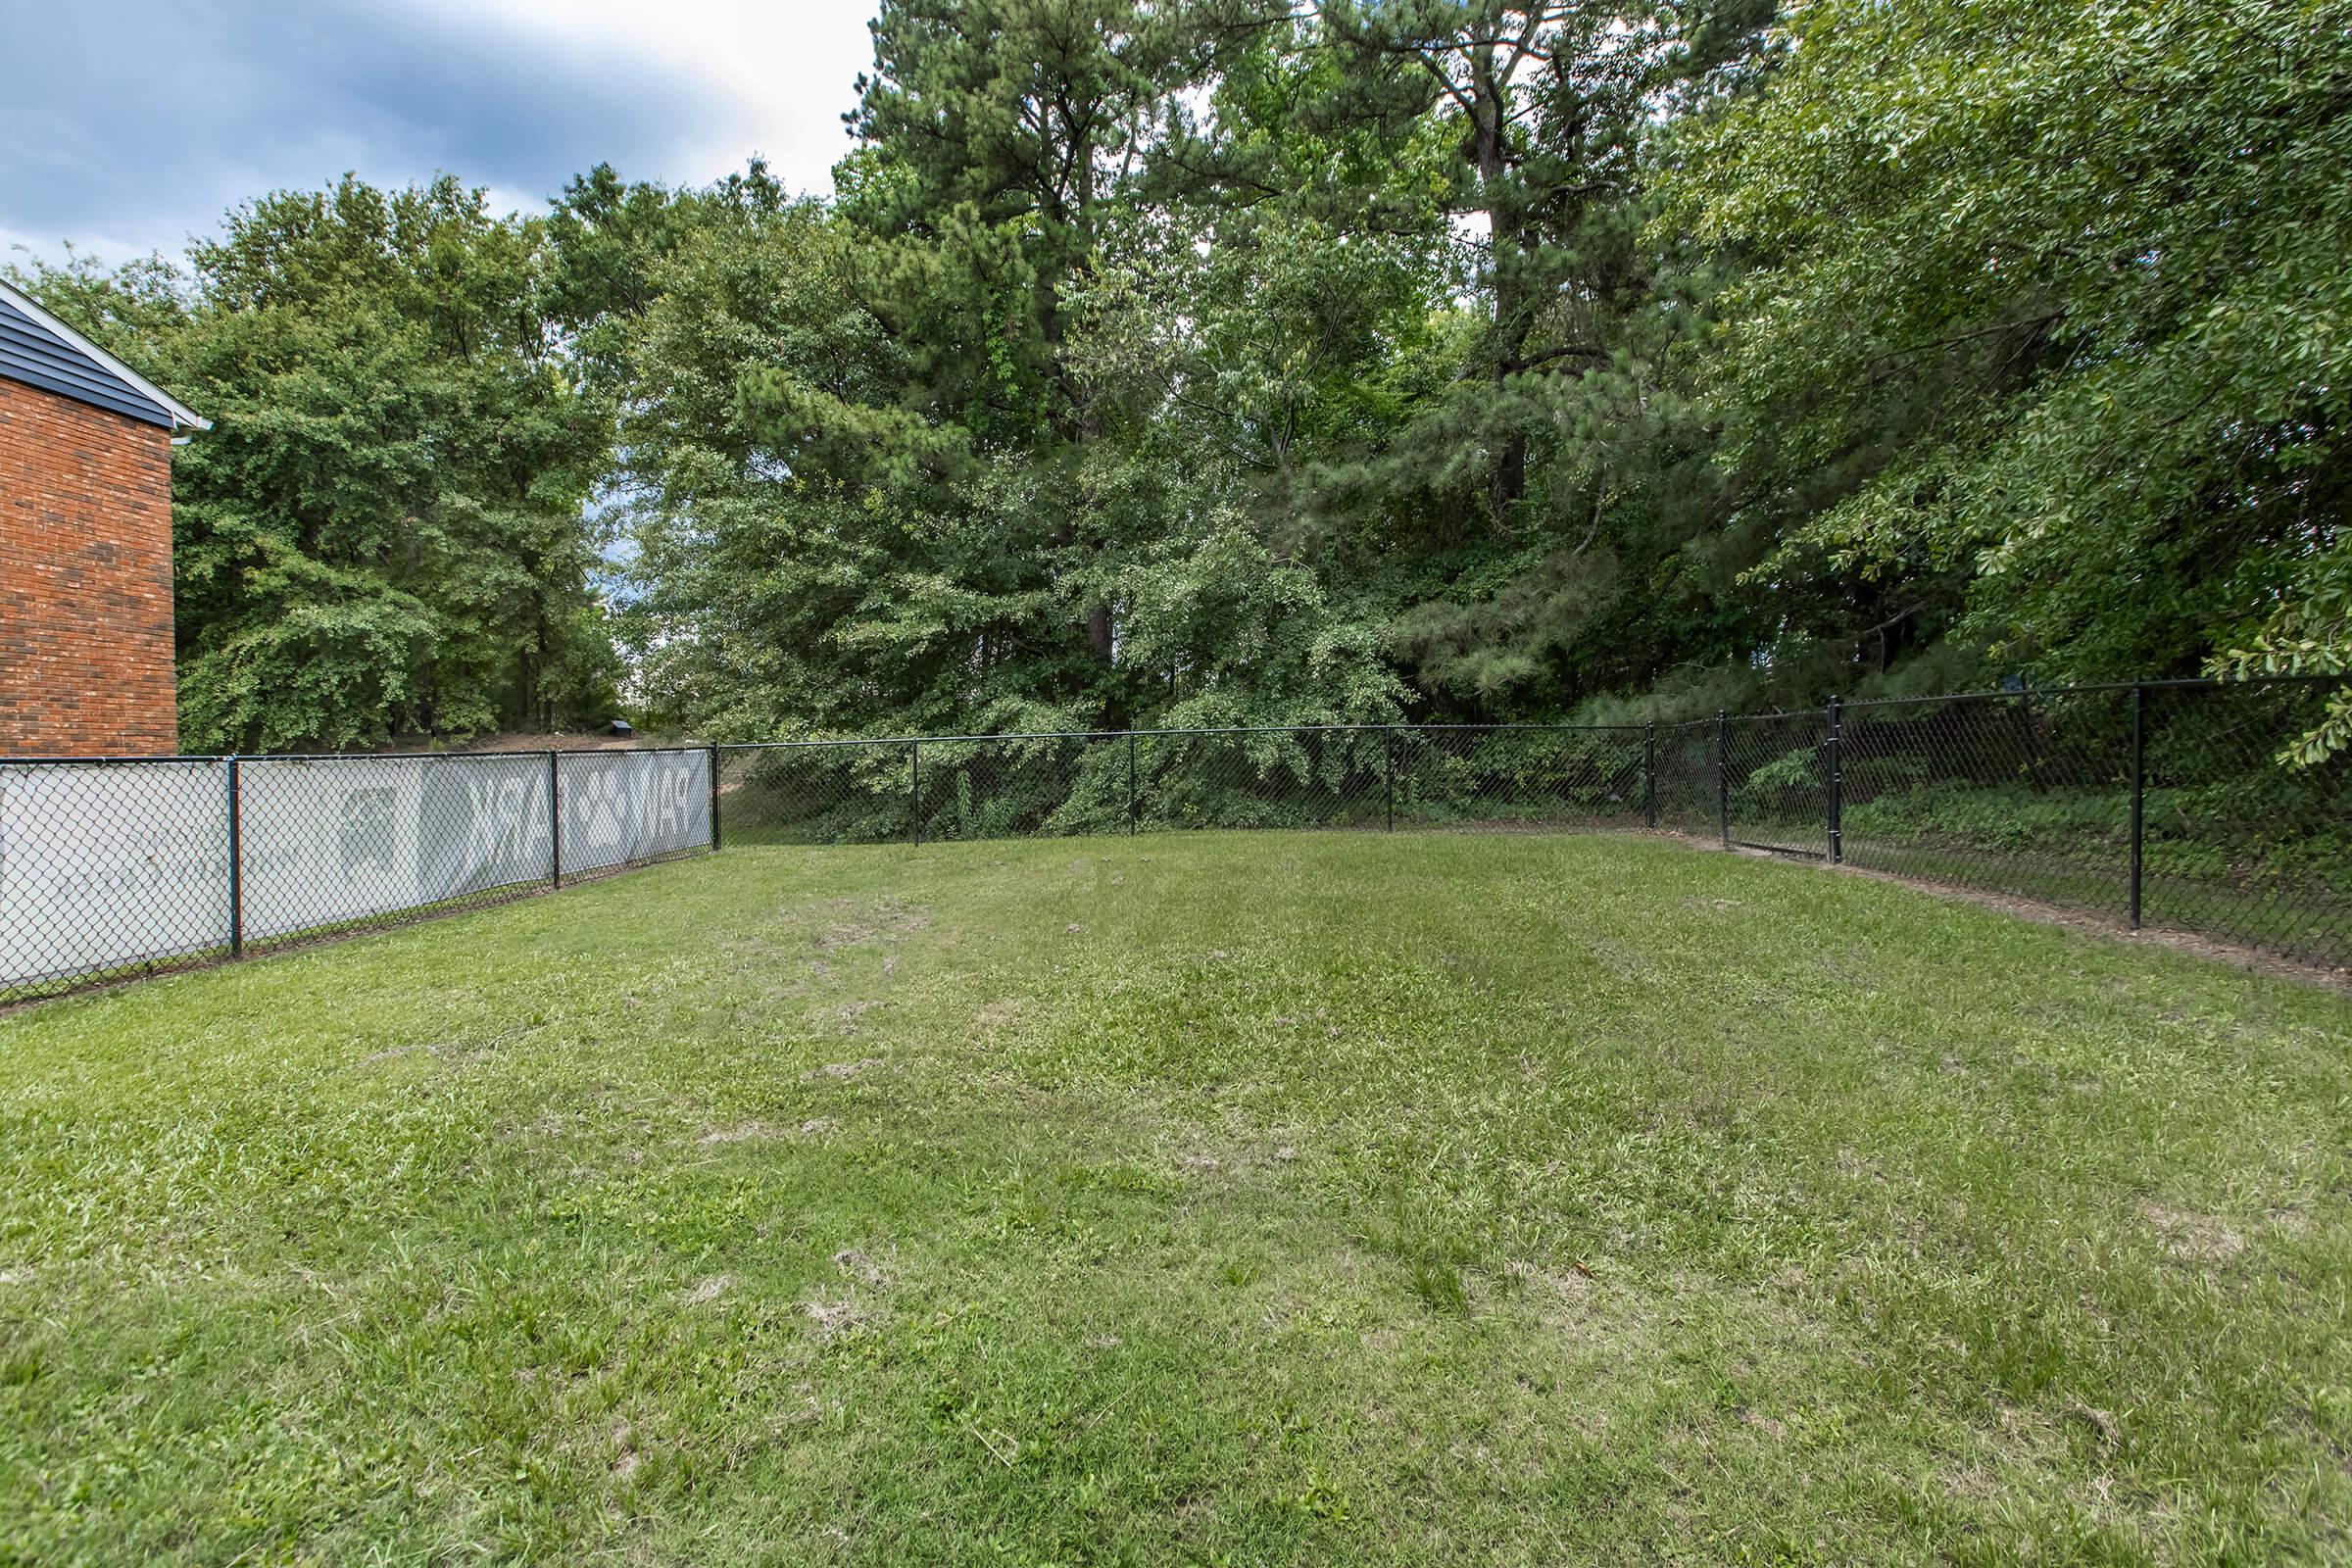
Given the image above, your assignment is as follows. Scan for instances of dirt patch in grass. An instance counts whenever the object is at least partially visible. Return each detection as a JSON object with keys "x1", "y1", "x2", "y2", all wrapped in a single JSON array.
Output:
[
  {"x1": 804, "y1": 1056, "x2": 886, "y2": 1082},
  {"x1": 352, "y1": 1043, "x2": 435, "y2": 1066},
  {"x1": 813, "y1": 899, "x2": 933, "y2": 952},
  {"x1": 804, "y1": 1297, "x2": 868, "y2": 1340},
  {"x1": 1503, "y1": 1259, "x2": 1596, "y2": 1315},
  {"x1": 833, "y1": 1249, "x2": 892, "y2": 1288},
  {"x1": 973, "y1": 998, "x2": 1025, "y2": 1030},
  {"x1": 681, "y1": 1275, "x2": 733, "y2": 1307},
  {"x1": 2144, "y1": 1202, "x2": 2247, "y2": 1262},
  {"x1": 695, "y1": 1118, "x2": 840, "y2": 1146}
]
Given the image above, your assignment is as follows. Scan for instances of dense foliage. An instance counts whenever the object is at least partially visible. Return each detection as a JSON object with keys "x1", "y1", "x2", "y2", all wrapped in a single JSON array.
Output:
[
  {"x1": 1672, "y1": 0, "x2": 2352, "y2": 738},
  {"x1": 11, "y1": 0, "x2": 2348, "y2": 753},
  {"x1": 13, "y1": 179, "x2": 623, "y2": 752}
]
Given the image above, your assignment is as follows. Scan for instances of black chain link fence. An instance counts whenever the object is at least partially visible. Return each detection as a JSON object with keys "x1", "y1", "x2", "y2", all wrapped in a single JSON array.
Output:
[
  {"x1": 720, "y1": 679, "x2": 2348, "y2": 970},
  {"x1": 1836, "y1": 688, "x2": 2133, "y2": 919},
  {"x1": 1830, "y1": 682, "x2": 2352, "y2": 966},
  {"x1": 0, "y1": 757, "x2": 234, "y2": 994},
  {"x1": 1650, "y1": 719, "x2": 1720, "y2": 839},
  {"x1": 5, "y1": 677, "x2": 2345, "y2": 1004},
  {"x1": 1724, "y1": 710, "x2": 1833, "y2": 858},
  {"x1": 714, "y1": 725, "x2": 1653, "y2": 845}
]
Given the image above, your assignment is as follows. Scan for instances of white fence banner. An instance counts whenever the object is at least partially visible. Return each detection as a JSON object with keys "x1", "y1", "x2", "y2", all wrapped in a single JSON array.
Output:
[
  {"x1": 240, "y1": 754, "x2": 558, "y2": 941},
  {"x1": 0, "y1": 760, "x2": 231, "y2": 990},
  {"x1": 559, "y1": 750, "x2": 711, "y2": 876},
  {"x1": 2, "y1": 747, "x2": 713, "y2": 1000}
]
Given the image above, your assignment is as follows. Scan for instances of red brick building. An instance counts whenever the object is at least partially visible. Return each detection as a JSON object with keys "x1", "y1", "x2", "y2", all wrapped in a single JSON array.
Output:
[{"x1": 0, "y1": 279, "x2": 206, "y2": 756}]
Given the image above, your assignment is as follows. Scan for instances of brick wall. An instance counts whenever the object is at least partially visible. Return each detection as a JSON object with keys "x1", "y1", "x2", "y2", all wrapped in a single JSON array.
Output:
[{"x1": 0, "y1": 375, "x2": 179, "y2": 755}]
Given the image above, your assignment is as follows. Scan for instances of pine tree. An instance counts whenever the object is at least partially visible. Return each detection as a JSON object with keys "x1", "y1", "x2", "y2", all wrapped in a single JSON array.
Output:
[{"x1": 822, "y1": 0, "x2": 1223, "y2": 720}]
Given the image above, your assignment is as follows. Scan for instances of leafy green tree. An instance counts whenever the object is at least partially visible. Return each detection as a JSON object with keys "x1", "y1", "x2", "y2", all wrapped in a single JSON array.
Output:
[
  {"x1": 15, "y1": 176, "x2": 621, "y2": 751},
  {"x1": 821, "y1": 0, "x2": 1246, "y2": 717},
  {"x1": 612, "y1": 147, "x2": 1401, "y2": 739},
  {"x1": 610, "y1": 192, "x2": 914, "y2": 736},
  {"x1": 1668, "y1": 0, "x2": 2352, "y2": 711},
  {"x1": 1136, "y1": 1, "x2": 1779, "y2": 719},
  {"x1": 25, "y1": 0, "x2": 2347, "y2": 760}
]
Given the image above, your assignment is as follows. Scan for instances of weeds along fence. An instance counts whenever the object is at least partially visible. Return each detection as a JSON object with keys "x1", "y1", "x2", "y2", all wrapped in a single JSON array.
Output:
[
  {"x1": 3, "y1": 676, "x2": 2345, "y2": 1004},
  {"x1": 712, "y1": 676, "x2": 2351, "y2": 970},
  {"x1": 0, "y1": 748, "x2": 714, "y2": 1004}
]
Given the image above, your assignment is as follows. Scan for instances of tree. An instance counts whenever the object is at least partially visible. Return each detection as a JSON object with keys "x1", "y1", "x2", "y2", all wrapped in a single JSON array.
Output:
[
  {"x1": 819, "y1": 0, "x2": 1242, "y2": 721},
  {"x1": 1146, "y1": 0, "x2": 1779, "y2": 718},
  {"x1": 16, "y1": 175, "x2": 622, "y2": 751},
  {"x1": 24, "y1": 0, "x2": 2347, "y2": 760},
  {"x1": 613, "y1": 144, "x2": 1401, "y2": 740},
  {"x1": 1668, "y1": 0, "x2": 2352, "y2": 710}
]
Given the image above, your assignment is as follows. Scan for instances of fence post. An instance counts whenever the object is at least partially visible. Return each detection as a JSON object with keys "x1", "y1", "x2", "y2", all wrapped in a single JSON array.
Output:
[
  {"x1": 1127, "y1": 731, "x2": 1138, "y2": 835},
  {"x1": 1715, "y1": 710, "x2": 1730, "y2": 850},
  {"x1": 909, "y1": 739, "x2": 921, "y2": 846},
  {"x1": 2129, "y1": 684, "x2": 2145, "y2": 930},
  {"x1": 708, "y1": 744, "x2": 722, "y2": 853},
  {"x1": 226, "y1": 756, "x2": 244, "y2": 958},
  {"x1": 549, "y1": 750, "x2": 563, "y2": 890},
  {"x1": 1642, "y1": 722, "x2": 1656, "y2": 830},
  {"x1": 1826, "y1": 697, "x2": 1842, "y2": 865},
  {"x1": 1385, "y1": 726, "x2": 1396, "y2": 832}
]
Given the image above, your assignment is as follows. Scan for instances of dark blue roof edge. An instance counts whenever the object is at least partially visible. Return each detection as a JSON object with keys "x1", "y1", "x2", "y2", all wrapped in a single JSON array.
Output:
[
  {"x1": 0, "y1": 279, "x2": 206, "y2": 431},
  {"x1": 0, "y1": 360, "x2": 172, "y2": 427}
]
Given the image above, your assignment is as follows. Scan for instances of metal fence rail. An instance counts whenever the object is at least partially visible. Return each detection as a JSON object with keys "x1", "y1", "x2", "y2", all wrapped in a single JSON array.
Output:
[{"x1": 4, "y1": 675, "x2": 2346, "y2": 1004}]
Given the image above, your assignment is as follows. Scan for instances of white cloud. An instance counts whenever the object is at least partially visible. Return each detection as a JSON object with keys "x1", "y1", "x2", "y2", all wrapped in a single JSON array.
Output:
[
  {"x1": 0, "y1": 223, "x2": 163, "y2": 270},
  {"x1": 0, "y1": 0, "x2": 879, "y2": 269},
  {"x1": 407, "y1": 0, "x2": 876, "y2": 198}
]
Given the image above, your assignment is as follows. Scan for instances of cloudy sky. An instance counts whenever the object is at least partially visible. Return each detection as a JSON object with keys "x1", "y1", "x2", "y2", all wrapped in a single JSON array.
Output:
[{"x1": 0, "y1": 0, "x2": 877, "y2": 266}]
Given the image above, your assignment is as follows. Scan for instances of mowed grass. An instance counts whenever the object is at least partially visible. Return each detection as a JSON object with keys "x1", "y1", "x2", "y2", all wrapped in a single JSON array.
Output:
[{"x1": 2, "y1": 835, "x2": 2349, "y2": 1566}]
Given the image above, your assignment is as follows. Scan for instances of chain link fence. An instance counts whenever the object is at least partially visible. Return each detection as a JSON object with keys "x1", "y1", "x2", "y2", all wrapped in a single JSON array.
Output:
[
  {"x1": 713, "y1": 724, "x2": 1653, "y2": 845},
  {"x1": 5, "y1": 677, "x2": 2345, "y2": 1004},
  {"x1": 0, "y1": 748, "x2": 712, "y2": 1003},
  {"x1": 1831, "y1": 681, "x2": 2352, "y2": 965},
  {"x1": 719, "y1": 678, "x2": 2349, "y2": 970}
]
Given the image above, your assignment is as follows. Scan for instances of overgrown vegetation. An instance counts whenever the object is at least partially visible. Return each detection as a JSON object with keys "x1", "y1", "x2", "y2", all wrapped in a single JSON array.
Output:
[
  {"x1": 9, "y1": 0, "x2": 2349, "y2": 756},
  {"x1": 15, "y1": 182, "x2": 628, "y2": 751},
  {"x1": 2, "y1": 833, "x2": 2347, "y2": 1562}
]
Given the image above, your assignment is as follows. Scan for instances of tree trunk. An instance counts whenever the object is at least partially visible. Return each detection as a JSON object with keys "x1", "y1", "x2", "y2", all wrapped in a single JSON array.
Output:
[{"x1": 1470, "y1": 50, "x2": 1528, "y2": 528}]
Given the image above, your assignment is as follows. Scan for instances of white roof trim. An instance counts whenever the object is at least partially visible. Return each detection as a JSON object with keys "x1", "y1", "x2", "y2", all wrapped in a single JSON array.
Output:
[{"x1": 0, "y1": 276, "x2": 210, "y2": 431}]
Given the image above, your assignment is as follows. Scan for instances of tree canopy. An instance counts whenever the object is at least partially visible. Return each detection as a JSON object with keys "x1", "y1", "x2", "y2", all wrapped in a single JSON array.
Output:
[{"x1": 11, "y1": 0, "x2": 2347, "y2": 755}]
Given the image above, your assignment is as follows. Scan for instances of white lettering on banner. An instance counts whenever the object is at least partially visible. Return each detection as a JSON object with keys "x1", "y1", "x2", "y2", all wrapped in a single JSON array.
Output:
[
  {"x1": 241, "y1": 761, "x2": 430, "y2": 938},
  {"x1": 461, "y1": 775, "x2": 540, "y2": 877},
  {"x1": 561, "y1": 753, "x2": 710, "y2": 875},
  {"x1": 557, "y1": 752, "x2": 706, "y2": 879},
  {"x1": 340, "y1": 787, "x2": 398, "y2": 876},
  {"x1": 2, "y1": 752, "x2": 710, "y2": 992},
  {"x1": 580, "y1": 766, "x2": 627, "y2": 853},
  {"x1": 654, "y1": 764, "x2": 691, "y2": 842}
]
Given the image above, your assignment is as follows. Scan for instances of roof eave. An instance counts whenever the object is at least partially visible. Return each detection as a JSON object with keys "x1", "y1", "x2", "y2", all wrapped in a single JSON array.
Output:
[{"x1": 0, "y1": 276, "x2": 210, "y2": 431}]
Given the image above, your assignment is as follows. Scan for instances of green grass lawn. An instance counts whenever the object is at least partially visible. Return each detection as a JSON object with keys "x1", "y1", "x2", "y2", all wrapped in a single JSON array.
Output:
[{"x1": 3, "y1": 834, "x2": 2349, "y2": 1565}]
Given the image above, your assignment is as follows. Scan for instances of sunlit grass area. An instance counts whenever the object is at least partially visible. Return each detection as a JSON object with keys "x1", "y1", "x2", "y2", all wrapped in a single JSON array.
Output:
[{"x1": 2, "y1": 833, "x2": 2347, "y2": 1564}]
